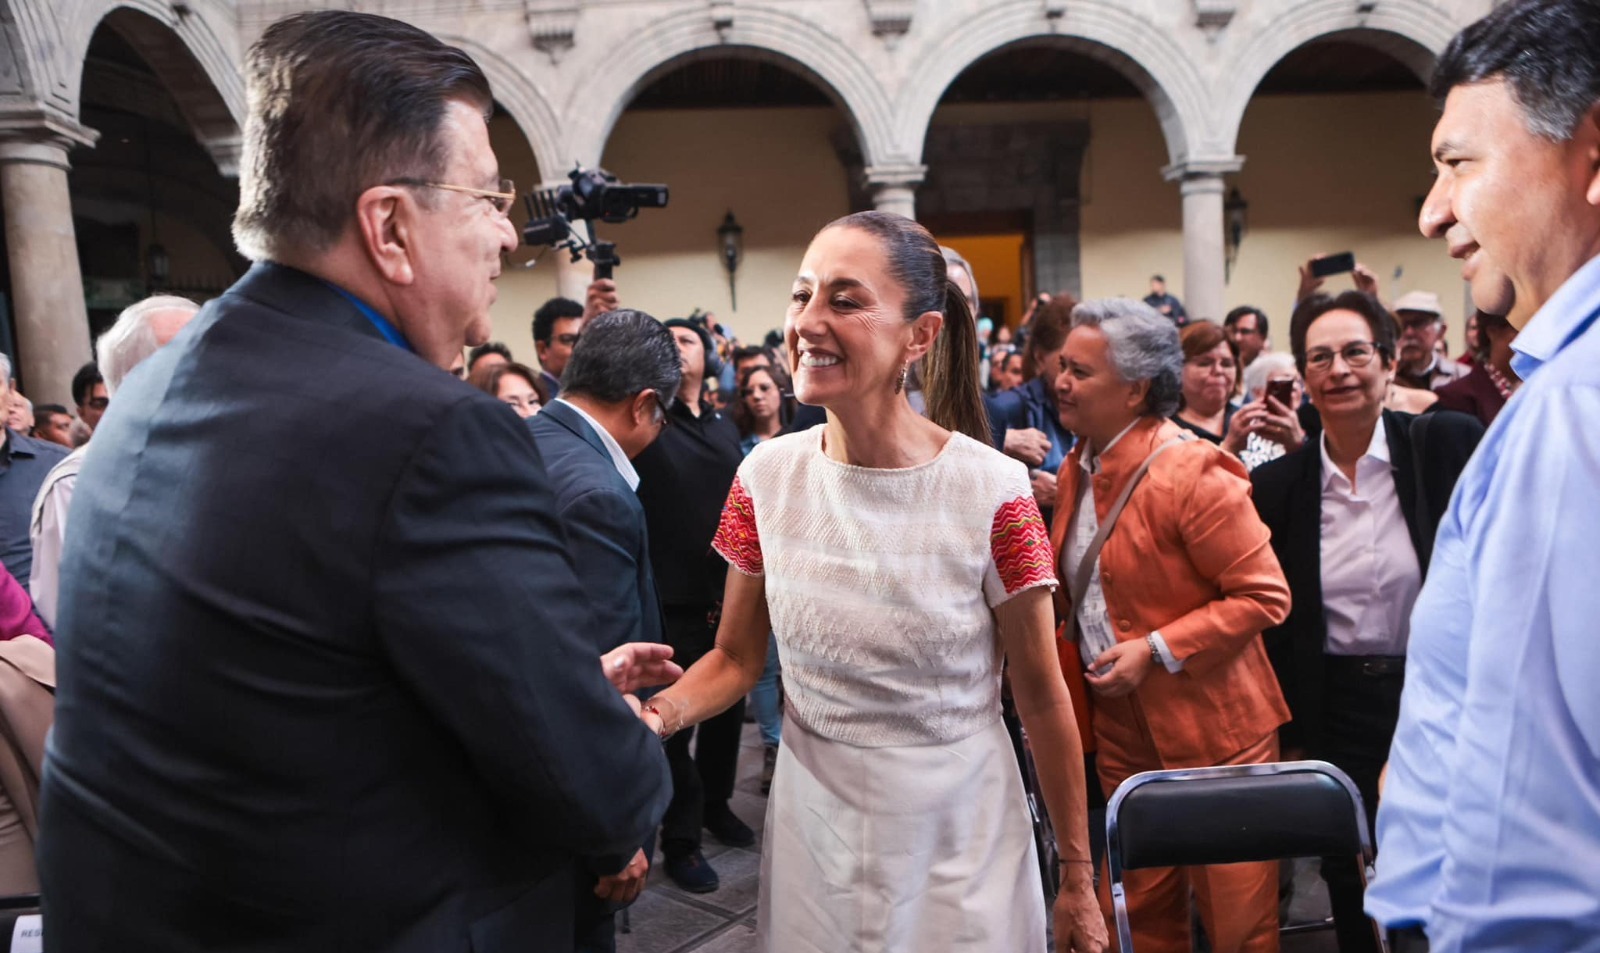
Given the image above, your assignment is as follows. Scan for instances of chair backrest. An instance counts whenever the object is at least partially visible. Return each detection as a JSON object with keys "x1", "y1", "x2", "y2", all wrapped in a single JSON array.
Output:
[
  {"x1": 1109, "y1": 761, "x2": 1369, "y2": 870},
  {"x1": 1105, "y1": 761, "x2": 1378, "y2": 953}
]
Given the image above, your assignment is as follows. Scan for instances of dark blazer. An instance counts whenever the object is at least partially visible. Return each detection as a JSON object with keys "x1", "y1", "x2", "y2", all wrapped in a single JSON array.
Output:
[
  {"x1": 39, "y1": 263, "x2": 671, "y2": 953},
  {"x1": 632, "y1": 398, "x2": 743, "y2": 610},
  {"x1": 1250, "y1": 408, "x2": 1483, "y2": 750},
  {"x1": 986, "y1": 376, "x2": 1075, "y2": 472},
  {"x1": 528, "y1": 400, "x2": 663, "y2": 652}
]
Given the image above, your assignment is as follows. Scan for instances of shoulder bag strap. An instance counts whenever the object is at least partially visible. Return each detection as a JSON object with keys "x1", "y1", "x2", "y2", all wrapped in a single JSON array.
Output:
[{"x1": 1066, "y1": 433, "x2": 1194, "y2": 618}]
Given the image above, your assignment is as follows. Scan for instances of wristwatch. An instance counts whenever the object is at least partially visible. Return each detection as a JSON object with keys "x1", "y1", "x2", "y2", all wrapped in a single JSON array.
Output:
[{"x1": 1146, "y1": 633, "x2": 1161, "y2": 664}]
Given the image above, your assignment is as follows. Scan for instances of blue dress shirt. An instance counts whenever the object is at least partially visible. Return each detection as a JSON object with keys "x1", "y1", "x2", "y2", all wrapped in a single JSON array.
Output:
[
  {"x1": 1368, "y1": 253, "x2": 1600, "y2": 951},
  {"x1": 324, "y1": 282, "x2": 412, "y2": 351}
]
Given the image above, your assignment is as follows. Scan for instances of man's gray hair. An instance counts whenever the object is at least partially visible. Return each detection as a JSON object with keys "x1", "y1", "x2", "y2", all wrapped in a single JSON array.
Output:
[
  {"x1": 97, "y1": 295, "x2": 200, "y2": 396},
  {"x1": 1070, "y1": 298, "x2": 1184, "y2": 418},
  {"x1": 560, "y1": 309, "x2": 681, "y2": 409},
  {"x1": 1242, "y1": 351, "x2": 1297, "y2": 399},
  {"x1": 0, "y1": 352, "x2": 11, "y2": 385},
  {"x1": 940, "y1": 246, "x2": 980, "y2": 305}
]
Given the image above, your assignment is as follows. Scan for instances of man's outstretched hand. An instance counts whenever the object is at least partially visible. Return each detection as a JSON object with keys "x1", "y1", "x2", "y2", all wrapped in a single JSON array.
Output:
[{"x1": 601, "y1": 642, "x2": 682, "y2": 694}]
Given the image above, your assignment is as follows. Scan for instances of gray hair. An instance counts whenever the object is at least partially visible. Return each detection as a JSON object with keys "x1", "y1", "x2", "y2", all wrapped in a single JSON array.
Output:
[
  {"x1": 560, "y1": 309, "x2": 682, "y2": 409},
  {"x1": 0, "y1": 353, "x2": 11, "y2": 384},
  {"x1": 1242, "y1": 351, "x2": 1297, "y2": 399},
  {"x1": 1070, "y1": 297, "x2": 1184, "y2": 418},
  {"x1": 96, "y1": 295, "x2": 200, "y2": 396},
  {"x1": 940, "y1": 246, "x2": 980, "y2": 306}
]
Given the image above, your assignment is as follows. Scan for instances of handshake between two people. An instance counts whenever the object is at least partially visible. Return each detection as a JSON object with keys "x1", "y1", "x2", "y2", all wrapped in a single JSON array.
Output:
[
  {"x1": 592, "y1": 641, "x2": 683, "y2": 905},
  {"x1": 599, "y1": 641, "x2": 682, "y2": 709}
]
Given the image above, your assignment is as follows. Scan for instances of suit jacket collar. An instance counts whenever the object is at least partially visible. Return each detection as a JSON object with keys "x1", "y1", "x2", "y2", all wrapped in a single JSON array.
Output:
[
  {"x1": 228, "y1": 262, "x2": 392, "y2": 345},
  {"x1": 537, "y1": 400, "x2": 640, "y2": 491},
  {"x1": 539, "y1": 399, "x2": 610, "y2": 460},
  {"x1": 1382, "y1": 409, "x2": 1429, "y2": 571}
]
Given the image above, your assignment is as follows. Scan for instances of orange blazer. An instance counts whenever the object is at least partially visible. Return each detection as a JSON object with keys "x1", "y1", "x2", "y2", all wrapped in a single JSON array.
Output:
[{"x1": 1051, "y1": 417, "x2": 1291, "y2": 765}]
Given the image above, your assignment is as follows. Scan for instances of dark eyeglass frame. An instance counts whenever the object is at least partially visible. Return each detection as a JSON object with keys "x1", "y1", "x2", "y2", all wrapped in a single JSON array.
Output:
[
  {"x1": 1304, "y1": 340, "x2": 1387, "y2": 372},
  {"x1": 651, "y1": 391, "x2": 673, "y2": 428}
]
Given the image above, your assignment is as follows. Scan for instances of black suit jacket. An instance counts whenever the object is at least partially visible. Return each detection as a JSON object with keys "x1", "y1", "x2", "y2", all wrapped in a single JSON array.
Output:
[
  {"x1": 632, "y1": 398, "x2": 743, "y2": 610},
  {"x1": 528, "y1": 400, "x2": 663, "y2": 652},
  {"x1": 1250, "y1": 408, "x2": 1482, "y2": 751},
  {"x1": 40, "y1": 263, "x2": 671, "y2": 953}
]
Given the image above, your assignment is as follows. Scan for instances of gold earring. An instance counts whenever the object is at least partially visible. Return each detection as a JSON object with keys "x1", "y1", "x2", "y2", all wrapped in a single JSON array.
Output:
[{"x1": 894, "y1": 362, "x2": 909, "y2": 395}]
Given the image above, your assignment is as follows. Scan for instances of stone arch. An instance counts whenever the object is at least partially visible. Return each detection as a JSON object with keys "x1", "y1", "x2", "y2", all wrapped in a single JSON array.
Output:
[
  {"x1": 64, "y1": 0, "x2": 245, "y2": 174},
  {"x1": 432, "y1": 34, "x2": 564, "y2": 185},
  {"x1": 1214, "y1": 0, "x2": 1464, "y2": 156},
  {"x1": 893, "y1": 0, "x2": 1208, "y2": 168},
  {"x1": 555, "y1": 4, "x2": 894, "y2": 171}
]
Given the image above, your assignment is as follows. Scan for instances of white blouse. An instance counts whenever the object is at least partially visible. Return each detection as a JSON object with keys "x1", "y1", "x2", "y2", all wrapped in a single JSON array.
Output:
[{"x1": 712, "y1": 427, "x2": 1056, "y2": 747}]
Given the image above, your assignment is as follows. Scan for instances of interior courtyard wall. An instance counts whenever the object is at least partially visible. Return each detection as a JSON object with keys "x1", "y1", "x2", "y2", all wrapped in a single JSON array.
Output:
[
  {"x1": 5, "y1": 0, "x2": 1502, "y2": 379},
  {"x1": 487, "y1": 105, "x2": 853, "y2": 355}
]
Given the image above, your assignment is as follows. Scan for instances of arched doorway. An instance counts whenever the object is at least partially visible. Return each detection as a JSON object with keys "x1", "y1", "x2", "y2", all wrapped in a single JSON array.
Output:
[
  {"x1": 587, "y1": 52, "x2": 858, "y2": 346},
  {"x1": 918, "y1": 40, "x2": 1177, "y2": 327},
  {"x1": 69, "y1": 12, "x2": 244, "y2": 340},
  {"x1": 1228, "y1": 33, "x2": 1453, "y2": 349}
]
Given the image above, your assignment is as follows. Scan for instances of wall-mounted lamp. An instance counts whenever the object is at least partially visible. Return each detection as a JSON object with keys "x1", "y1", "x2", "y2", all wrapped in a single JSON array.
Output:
[
  {"x1": 718, "y1": 210, "x2": 744, "y2": 311},
  {"x1": 1224, "y1": 186, "x2": 1249, "y2": 281},
  {"x1": 145, "y1": 242, "x2": 170, "y2": 291}
]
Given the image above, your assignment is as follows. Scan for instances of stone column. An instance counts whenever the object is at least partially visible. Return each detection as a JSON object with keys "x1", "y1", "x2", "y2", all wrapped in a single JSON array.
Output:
[
  {"x1": 0, "y1": 121, "x2": 98, "y2": 407},
  {"x1": 864, "y1": 164, "x2": 927, "y2": 220},
  {"x1": 1162, "y1": 157, "x2": 1243, "y2": 323}
]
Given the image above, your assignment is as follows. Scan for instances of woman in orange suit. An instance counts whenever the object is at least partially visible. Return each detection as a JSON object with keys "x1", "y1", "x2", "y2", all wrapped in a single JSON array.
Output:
[{"x1": 1050, "y1": 297, "x2": 1292, "y2": 953}]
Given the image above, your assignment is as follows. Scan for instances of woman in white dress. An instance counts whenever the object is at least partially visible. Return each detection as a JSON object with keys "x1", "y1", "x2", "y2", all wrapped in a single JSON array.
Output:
[{"x1": 638, "y1": 212, "x2": 1106, "y2": 953}]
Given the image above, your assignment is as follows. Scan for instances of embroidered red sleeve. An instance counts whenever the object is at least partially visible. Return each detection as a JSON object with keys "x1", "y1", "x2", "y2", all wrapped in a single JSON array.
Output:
[
  {"x1": 712, "y1": 476, "x2": 764, "y2": 576},
  {"x1": 990, "y1": 495, "x2": 1055, "y2": 594}
]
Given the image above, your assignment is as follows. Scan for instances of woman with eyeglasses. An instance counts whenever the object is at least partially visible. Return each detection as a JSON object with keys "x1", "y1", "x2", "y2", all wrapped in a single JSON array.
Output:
[
  {"x1": 467, "y1": 360, "x2": 547, "y2": 419},
  {"x1": 1171, "y1": 322, "x2": 1246, "y2": 450},
  {"x1": 1250, "y1": 291, "x2": 1482, "y2": 953},
  {"x1": 733, "y1": 364, "x2": 792, "y2": 457}
]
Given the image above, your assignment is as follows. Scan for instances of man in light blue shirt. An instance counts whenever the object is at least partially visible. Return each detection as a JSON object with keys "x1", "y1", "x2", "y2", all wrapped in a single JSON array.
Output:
[{"x1": 1366, "y1": 2, "x2": 1600, "y2": 950}]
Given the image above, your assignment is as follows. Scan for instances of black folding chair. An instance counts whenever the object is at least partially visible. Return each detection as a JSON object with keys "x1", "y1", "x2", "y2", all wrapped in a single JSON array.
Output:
[{"x1": 1105, "y1": 760, "x2": 1386, "y2": 953}]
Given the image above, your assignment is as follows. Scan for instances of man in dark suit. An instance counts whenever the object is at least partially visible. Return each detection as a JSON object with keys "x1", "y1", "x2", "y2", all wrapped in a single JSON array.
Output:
[
  {"x1": 528, "y1": 309, "x2": 681, "y2": 953},
  {"x1": 634, "y1": 318, "x2": 751, "y2": 893},
  {"x1": 38, "y1": 12, "x2": 671, "y2": 952}
]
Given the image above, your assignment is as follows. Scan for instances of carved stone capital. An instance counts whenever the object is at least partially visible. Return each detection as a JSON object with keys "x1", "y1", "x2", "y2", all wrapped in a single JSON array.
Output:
[
  {"x1": 1161, "y1": 156, "x2": 1245, "y2": 185},
  {"x1": 0, "y1": 106, "x2": 99, "y2": 169},
  {"x1": 710, "y1": 0, "x2": 734, "y2": 35},
  {"x1": 863, "y1": 163, "x2": 928, "y2": 191},
  {"x1": 525, "y1": 0, "x2": 578, "y2": 61},
  {"x1": 863, "y1": 0, "x2": 915, "y2": 42},
  {"x1": 1194, "y1": 0, "x2": 1236, "y2": 35}
]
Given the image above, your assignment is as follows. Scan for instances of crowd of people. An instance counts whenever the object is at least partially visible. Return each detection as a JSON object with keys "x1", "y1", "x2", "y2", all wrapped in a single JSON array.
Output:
[{"x1": 0, "y1": 1, "x2": 1590, "y2": 952}]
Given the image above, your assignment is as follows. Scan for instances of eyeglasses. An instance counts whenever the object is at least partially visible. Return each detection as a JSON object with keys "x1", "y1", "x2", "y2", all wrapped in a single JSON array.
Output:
[
  {"x1": 1398, "y1": 313, "x2": 1442, "y2": 332},
  {"x1": 553, "y1": 333, "x2": 582, "y2": 348},
  {"x1": 387, "y1": 177, "x2": 516, "y2": 216},
  {"x1": 652, "y1": 391, "x2": 673, "y2": 428},
  {"x1": 1305, "y1": 341, "x2": 1385, "y2": 372},
  {"x1": 1187, "y1": 357, "x2": 1237, "y2": 374}
]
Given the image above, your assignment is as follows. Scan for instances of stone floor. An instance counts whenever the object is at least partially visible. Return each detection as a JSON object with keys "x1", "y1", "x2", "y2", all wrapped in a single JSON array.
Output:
[{"x1": 618, "y1": 723, "x2": 1341, "y2": 953}]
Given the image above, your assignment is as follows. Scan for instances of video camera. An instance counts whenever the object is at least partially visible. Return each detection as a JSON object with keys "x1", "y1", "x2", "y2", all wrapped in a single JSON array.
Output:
[{"x1": 522, "y1": 165, "x2": 669, "y2": 280}]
